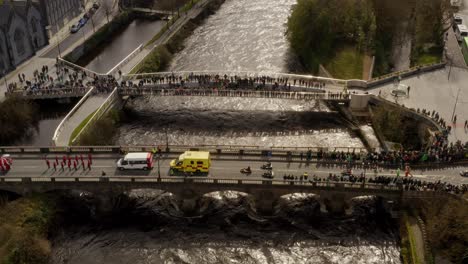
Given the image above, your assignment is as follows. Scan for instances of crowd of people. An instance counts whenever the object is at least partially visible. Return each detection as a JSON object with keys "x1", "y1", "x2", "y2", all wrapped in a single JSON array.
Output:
[
  {"x1": 281, "y1": 173, "x2": 467, "y2": 196},
  {"x1": 123, "y1": 73, "x2": 330, "y2": 92},
  {"x1": 311, "y1": 140, "x2": 467, "y2": 166}
]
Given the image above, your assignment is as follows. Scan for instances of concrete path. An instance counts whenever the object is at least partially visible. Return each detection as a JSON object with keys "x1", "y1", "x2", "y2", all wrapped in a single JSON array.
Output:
[
  {"x1": 446, "y1": 26, "x2": 467, "y2": 69},
  {"x1": 55, "y1": 94, "x2": 108, "y2": 146},
  {"x1": 391, "y1": 27, "x2": 412, "y2": 71},
  {"x1": 408, "y1": 216, "x2": 426, "y2": 264},
  {"x1": 359, "y1": 66, "x2": 468, "y2": 144}
]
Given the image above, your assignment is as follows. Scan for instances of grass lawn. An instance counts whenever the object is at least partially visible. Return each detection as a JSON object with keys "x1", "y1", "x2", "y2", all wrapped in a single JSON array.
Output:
[
  {"x1": 324, "y1": 46, "x2": 363, "y2": 79},
  {"x1": 69, "y1": 110, "x2": 97, "y2": 145},
  {"x1": 414, "y1": 52, "x2": 441, "y2": 66}
]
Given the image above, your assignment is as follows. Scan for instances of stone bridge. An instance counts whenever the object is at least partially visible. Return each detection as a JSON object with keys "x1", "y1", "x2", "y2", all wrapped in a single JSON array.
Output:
[{"x1": 0, "y1": 177, "x2": 455, "y2": 215}]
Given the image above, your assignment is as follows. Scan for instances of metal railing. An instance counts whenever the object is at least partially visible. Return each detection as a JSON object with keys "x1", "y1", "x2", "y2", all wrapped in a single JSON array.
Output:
[
  {"x1": 123, "y1": 70, "x2": 348, "y2": 87},
  {"x1": 118, "y1": 88, "x2": 351, "y2": 100},
  {"x1": 0, "y1": 176, "x2": 462, "y2": 197},
  {"x1": 0, "y1": 145, "x2": 368, "y2": 155},
  {"x1": 58, "y1": 57, "x2": 107, "y2": 79},
  {"x1": 106, "y1": 44, "x2": 143, "y2": 76},
  {"x1": 6, "y1": 87, "x2": 90, "y2": 99},
  {"x1": 52, "y1": 87, "x2": 96, "y2": 146}
]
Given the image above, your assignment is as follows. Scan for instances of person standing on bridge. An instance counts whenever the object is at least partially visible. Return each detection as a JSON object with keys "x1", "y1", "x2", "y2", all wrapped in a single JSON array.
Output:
[
  {"x1": 45, "y1": 158, "x2": 50, "y2": 169},
  {"x1": 88, "y1": 153, "x2": 93, "y2": 165},
  {"x1": 67, "y1": 159, "x2": 71, "y2": 171},
  {"x1": 60, "y1": 161, "x2": 64, "y2": 171},
  {"x1": 53, "y1": 162, "x2": 57, "y2": 171},
  {"x1": 73, "y1": 160, "x2": 77, "y2": 171},
  {"x1": 87, "y1": 160, "x2": 91, "y2": 171}
]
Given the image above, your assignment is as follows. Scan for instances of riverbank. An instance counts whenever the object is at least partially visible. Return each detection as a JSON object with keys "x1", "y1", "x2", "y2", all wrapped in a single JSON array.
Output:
[
  {"x1": 0, "y1": 97, "x2": 39, "y2": 146},
  {"x1": 0, "y1": 194, "x2": 57, "y2": 263}
]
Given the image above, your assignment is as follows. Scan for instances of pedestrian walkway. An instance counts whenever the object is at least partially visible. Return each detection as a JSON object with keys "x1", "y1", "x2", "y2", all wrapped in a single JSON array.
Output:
[
  {"x1": 366, "y1": 66, "x2": 468, "y2": 144},
  {"x1": 408, "y1": 216, "x2": 426, "y2": 264},
  {"x1": 55, "y1": 94, "x2": 108, "y2": 146},
  {"x1": 446, "y1": 26, "x2": 467, "y2": 68}
]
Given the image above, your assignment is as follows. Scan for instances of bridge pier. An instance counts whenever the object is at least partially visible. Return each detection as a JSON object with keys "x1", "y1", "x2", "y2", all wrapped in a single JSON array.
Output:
[
  {"x1": 173, "y1": 187, "x2": 202, "y2": 215},
  {"x1": 252, "y1": 190, "x2": 280, "y2": 215}
]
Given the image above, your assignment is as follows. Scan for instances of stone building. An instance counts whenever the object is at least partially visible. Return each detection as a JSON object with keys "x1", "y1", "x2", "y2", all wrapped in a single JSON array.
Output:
[
  {"x1": 37, "y1": 0, "x2": 84, "y2": 36},
  {"x1": 0, "y1": 0, "x2": 48, "y2": 75}
]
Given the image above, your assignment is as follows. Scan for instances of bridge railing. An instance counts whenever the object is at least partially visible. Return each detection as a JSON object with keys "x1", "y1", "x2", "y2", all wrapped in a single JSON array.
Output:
[
  {"x1": 2, "y1": 176, "x2": 463, "y2": 197},
  {"x1": 58, "y1": 57, "x2": 107, "y2": 79},
  {"x1": 106, "y1": 44, "x2": 143, "y2": 76},
  {"x1": 118, "y1": 88, "x2": 351, "y2": 100},
  {"x1": 122, "y1": 70, "x2": 348, "y2": 87},
  {"x1": 5, "y1": 87, "x2": 90, "y2": 99},
  {"x1": 52, "y1": 87, "x2": 96, "y2": 146},
  {"x1": 0, "y1": 145, "x2": 369, "y2": 155}
]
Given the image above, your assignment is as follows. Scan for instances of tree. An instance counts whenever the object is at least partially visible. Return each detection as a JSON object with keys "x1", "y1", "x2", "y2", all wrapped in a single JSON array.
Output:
[{"x1": 101, "y1": 0, "x2": 113, "y2": 24}]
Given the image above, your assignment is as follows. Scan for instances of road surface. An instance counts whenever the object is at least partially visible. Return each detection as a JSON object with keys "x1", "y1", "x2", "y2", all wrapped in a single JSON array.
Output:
[
  {"x1": 2, "y1": 154, "x2": 467, "y2": 186},
  {"x1": 41, "y1": 0, "x2": 117, "y2": 59}
]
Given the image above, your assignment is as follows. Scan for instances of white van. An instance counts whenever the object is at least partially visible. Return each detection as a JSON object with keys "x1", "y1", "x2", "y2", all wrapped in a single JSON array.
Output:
[
  {"x1": 453, "y1": 14, "x2": 463, "y2": 28},
  {"x1": 456, "y1": 24, "x2": 468, "y2": 42},
  {"x1": 117, "y1": 152, "x2": 154, "y2": 171}
]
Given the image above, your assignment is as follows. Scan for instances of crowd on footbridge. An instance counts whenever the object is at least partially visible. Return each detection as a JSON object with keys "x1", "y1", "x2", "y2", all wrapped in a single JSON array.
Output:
[
  {"x1": 5, "y1": 63, "x2": 120, "y2": 98},
  {"x1": 6, "y1": 62, "x2": 346, "y2": 98}
]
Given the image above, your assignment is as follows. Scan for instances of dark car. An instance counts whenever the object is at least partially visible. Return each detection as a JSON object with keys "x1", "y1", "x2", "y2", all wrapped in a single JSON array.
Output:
[
  {"x1": 78, "y1": 17, "x2": 87, "y2": 28},
  {"x1": 70, "y1": 24, "x2": 79, "y2": 33},
  {"x1": 460, "y1": 170, "x2": 468, "y2": 177}
]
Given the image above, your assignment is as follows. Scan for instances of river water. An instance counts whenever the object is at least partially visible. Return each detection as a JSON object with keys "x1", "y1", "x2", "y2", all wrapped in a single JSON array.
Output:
[
  {"x1": 169, "y1": 0, "x2": 297, "y2": 72},
  {"x1": 117, "y1": 96, "x2": 365, "y2": 149},
  {"x1": 85, "y1": 19, "x2": 165, "y2": 73},
  {"x1": 51, "y1": 191, "x2": 401, "y2": 264},
  {"x1": 49, "y1": 0, "x2": 397, "y2": 262}
]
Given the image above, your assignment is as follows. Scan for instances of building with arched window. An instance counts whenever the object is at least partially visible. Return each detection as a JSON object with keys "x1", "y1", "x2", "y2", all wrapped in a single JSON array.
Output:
[{"x1": 0, "y1": 0, "x2": 48, "y2": 75}]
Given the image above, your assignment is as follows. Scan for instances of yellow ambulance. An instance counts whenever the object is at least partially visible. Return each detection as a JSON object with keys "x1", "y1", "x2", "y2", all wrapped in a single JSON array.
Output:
[{"x1": 170, "y1": 151, "x2": 211, "y2": 173}]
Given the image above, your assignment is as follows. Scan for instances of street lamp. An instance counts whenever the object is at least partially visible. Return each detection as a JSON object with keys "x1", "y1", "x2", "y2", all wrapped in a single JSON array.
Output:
[
  {"x1": 445, "y1": 47, "x2": 453, "y2": 81},
  {"x1": 55, "y1": 25, "x2": 62, "y2": 58},
  {"x1": 2, "y1": 70, "x2": 8, "y2": 91},
  {"x1": 157, "y1": 154, "x2": 161, "y2": 178}
]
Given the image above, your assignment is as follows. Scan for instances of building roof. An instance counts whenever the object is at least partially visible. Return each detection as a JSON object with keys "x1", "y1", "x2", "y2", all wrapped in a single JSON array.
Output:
[
  {"x1": 179, "y1": 151, "x2": 210, "y2": 160},
  {"x1": 124, "y1": 152, "x2": 152, "y2": 160}
]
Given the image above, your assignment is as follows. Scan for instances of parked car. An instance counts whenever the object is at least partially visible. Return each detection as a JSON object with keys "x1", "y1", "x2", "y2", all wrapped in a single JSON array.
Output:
[
  {"x1": 460, "y1": 170, "x2": 468, "y2": 177},
  {"x1": 70, "y1": 24, "x2": 79, "y2": 33},
  {"x1": 78, "y1": 17, "x2": 87, "y2": 28}
]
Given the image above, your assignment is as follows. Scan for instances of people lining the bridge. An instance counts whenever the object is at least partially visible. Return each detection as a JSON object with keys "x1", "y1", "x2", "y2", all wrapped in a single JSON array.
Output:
[{"x1": 281, "y1": 172, "x2": 467, "y2": 195}]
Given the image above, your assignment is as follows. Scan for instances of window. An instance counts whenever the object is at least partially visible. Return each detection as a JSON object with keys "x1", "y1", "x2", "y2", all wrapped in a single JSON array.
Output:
[
  {"x1": 196, "y1": 161, "x2": 203, "y2": 165},
  {"x1": 14, "y1": 29, "x2": 25, "y2": 56},
  {"x1": 190, "y1": 161, "x2": 194, "y2": 164},
  {"x1": 30, "y1": 17, "x2": 38, "y2": 33},
  {"x1": 121, "y1": 161, "x2": 128, "y2": 165}
]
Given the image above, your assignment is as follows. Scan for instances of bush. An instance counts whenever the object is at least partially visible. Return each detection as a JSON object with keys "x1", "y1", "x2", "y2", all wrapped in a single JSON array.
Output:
[
  {"x1": 137, "y1": 46, "x2": 171, "y2": 73},
  {"x1": 76, "y1": 110, "x2": 122, "y2": 145},
  {"x1": 371, "y1": 105, "x2": 422, "y2": 149},
  {"x1": 286, "y1": 0, "x2": 376, "y2": 73},
  {"x1": 0, "y1": 195, "x2": 57, "y2": 263},
  {"x1": 0, "y1": 97, "x2": 38, "y2": 145},
  {"x1": 419, "y1": 198, "x2": 468, "y2": 263}
]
